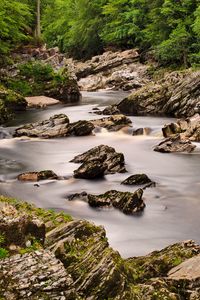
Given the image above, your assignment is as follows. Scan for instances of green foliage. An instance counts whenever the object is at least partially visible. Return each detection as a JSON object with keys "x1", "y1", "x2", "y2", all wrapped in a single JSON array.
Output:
[
  {"x1": 42, "y1": 0, "x2": 106, "y2": 58},
  {"x1": 0, "y1": 0, "x2": 32, "y2": 56},
  {"x1": 4, "y1": 62, "x2": 68, "y2": 97},
  {"x1": 0, "y1": 248, "x2": 9, "y2": 259}
]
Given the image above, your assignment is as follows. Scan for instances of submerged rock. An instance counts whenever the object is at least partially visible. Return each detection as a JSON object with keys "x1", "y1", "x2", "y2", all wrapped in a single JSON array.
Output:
[
  {"x1": 117, "y1": 71, "x2": 200, "y2": 118},
  {"x1": 154, "y1": 136, "x2": 196, "y2": 153},
  {"x1": 91, "y1": 114, "x2": 132, "y2": 131},
  {"x1": 93, "y1": 105, "x2": 121, "y2": 115},
  {"x1": 121, "y1": 174, "x2": 153, "y2": 186},
  {"x1": 14, "y1": 114, "x2": 94, "y2": 138},
  {"x1": 71, "y1": 144, "x2": 127, "y2": 177},
  {"x1": 18, "y1": 170, "x2": 58, "y2": 181},
  {"x1": 68, "y1": 189, "x2": 145, "y2": 214}
]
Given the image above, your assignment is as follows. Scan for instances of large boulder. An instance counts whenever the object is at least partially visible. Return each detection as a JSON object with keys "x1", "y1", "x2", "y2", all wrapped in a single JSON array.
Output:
[
  {"x1": 154, "y1": 136, "x2": 196, "y2": 153},
  {"x1": 71, "y1": 144, "x2": 127, "y2": 177},
  {"x1": 117, "y1": 71, "x2": 200, "y2": 118},
  {"x1": 68, "y1": 189, "x2": 145, "y2": 215},
  {"x1": 14, "y1": 114, "x2": 94, "y2": 138}
]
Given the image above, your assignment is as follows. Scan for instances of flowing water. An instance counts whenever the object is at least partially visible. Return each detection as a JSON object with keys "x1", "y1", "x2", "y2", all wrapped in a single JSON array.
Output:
[{"x1": 1, "y1": 90, "x2": 200, "y2": 258}]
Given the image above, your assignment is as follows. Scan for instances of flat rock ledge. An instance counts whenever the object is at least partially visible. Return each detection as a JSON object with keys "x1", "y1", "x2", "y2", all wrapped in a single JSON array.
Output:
[
  {"x1": 1, "y1": 196, "x2": 200, "y2": 299},
  {"x1": 71, "y1": 144, "x2": 127, "y2": 179},
  {"x1": 68, "y1": 189, "x2": 145, "y2": 215},
  {"x1": 14, "y1": 114, "x2": 94, "y2": 138},
  {"x1": 25, "y1": 96, "x2": 60, "y2": 108}
]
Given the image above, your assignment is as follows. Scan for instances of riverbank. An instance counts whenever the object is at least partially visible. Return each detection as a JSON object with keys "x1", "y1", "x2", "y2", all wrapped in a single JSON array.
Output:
[{"x1": 1, "y1": 195, "x2": 200, "y2": 299}]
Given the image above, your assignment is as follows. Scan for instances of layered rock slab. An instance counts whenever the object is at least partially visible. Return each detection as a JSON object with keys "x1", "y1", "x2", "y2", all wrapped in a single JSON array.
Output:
[
  {"x1": 14, "y1": 114, "x2": 94, "y2": 138},
  {"x1": 112, "y1": 71, "x2": 200, "y2": 118}
]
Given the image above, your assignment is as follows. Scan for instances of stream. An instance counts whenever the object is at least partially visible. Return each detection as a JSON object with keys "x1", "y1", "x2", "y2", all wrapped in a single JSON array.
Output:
[{"x1": 1, "y1": 90, "x2": 200, "y2": 258}]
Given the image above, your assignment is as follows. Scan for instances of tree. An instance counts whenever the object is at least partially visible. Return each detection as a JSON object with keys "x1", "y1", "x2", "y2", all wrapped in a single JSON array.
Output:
[
  {"x1": 0, "y1": 0, "x2": 32, "y2": 56},
  {"x1": 36, "y1": 0, "x2": 41, "y2": 39}
]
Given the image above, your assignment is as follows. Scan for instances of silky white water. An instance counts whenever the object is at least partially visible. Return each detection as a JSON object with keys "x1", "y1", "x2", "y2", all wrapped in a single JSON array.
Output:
[{"x1": 1, "y1": 91, "x2": 200, "y2": 258}]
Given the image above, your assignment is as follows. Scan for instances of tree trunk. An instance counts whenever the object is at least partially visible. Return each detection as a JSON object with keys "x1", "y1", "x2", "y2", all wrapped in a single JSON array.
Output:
[{"x1": 36, "y1": 0, "x2": 41, "y2": 39}]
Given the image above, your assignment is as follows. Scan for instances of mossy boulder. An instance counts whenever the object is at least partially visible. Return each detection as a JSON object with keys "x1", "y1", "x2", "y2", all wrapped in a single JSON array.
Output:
[{"x1": 0, "y1": 85, "x2": 27, "y2": 124}]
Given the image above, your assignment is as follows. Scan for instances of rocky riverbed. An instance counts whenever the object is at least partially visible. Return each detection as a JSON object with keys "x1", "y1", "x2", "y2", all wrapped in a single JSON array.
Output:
[
  {"x1": 1, "y1": 48, "x2": 200, "y2": 299},
  {"x1": 1, "y1": 196, "x2": 200, "y2": 300}
]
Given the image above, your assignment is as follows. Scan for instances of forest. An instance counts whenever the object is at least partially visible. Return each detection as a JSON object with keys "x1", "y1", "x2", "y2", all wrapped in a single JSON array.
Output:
[{"x1": 1, "y1": 0, "x2": 200, "y2": 66}]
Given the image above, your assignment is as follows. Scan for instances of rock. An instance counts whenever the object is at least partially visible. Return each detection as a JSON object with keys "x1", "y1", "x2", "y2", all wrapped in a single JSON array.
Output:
[
  {"x1": 117, "y1": 70, "x2": 200, "y2": 117},
  {"x1": 71, "y1": 144, "x2": 127, "y2": 175},
  {"x1": 168, "y1": 254, "x2": 200, "y2": 282},
  {"x1": 93, "y1": 105, "x2": 121, "y2": 116},
  {"x1": 25, "y1": 96, "x2": 60, "y2": 108},
  {"x1": 121, "y1": 174, "x2": 153, "y2": 185},
  {"x1": 154, "y1": 136, "x2": 196, "y2": 153},
  {"x1": 0, "y1": 203, "x2": 45, "y2": 248},
  {"x1": 0, "y1": 250, "x2": 78, "y2": 300},
  {"x1": 132, "y1": 127, "x2": 151, "y2": 136},
  {"x1": 68, "y1": 189, "x2": 145, "y2": 214},
  {"x1": 74, "y1": 160, "x2": 107, "y2": 179},
  {"x1": 45, "y1": 77, "x2": 81, "y2": 103},
  {"x1": 18, "y1": 170, "x2": 58, "y2": 181},
  {"x1": 163, "y1": 114, "x2": 200, "y2": 142},
  {"x1": 14, "y1": 114, "x2": 69, "y2": 138},
  {"x1": 1, "y1": 196, "x2": 200, "y2": 300},
  {"x1": 66, "y1": 49, "x2": 149, "y2": 91},
  {"x1": 127, "y1": 240, "x2": 200, "y2": 282},
  {"x1": 68, "y1": 120, "x2": 94, "y2": 136},
  {"x1": 46, "y1": 220, "x2": 128, "y2": 300},
  {"x1": 91, "y1": 114, "x2": 132, "y2": 131},
  {"x1": 0, "y1": 85, "x2": 27, "y2": 125}
]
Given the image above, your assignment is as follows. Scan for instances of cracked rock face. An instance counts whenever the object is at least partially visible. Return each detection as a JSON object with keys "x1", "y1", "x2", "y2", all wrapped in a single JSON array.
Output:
[
  {"x1": 0, "y1": 250, "x2": 77, "y2": 300},
  {"x1": 117, "y1": 71, "x2": 200, "y2": 118},
  {"x1": 71, "y1": 144, "x2": 127, "y2": 178}
]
